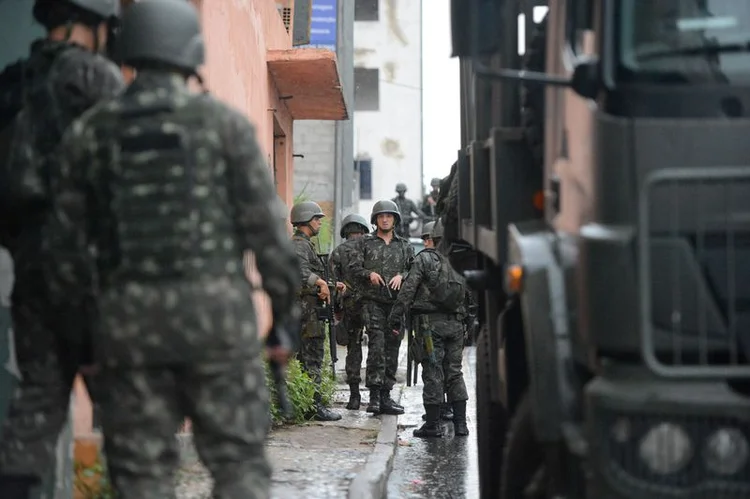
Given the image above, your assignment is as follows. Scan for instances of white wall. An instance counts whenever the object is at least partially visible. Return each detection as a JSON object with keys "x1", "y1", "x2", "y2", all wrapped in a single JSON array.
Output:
[{"x1": 354, "y1": 0, "x2": 422, "y2": 217}]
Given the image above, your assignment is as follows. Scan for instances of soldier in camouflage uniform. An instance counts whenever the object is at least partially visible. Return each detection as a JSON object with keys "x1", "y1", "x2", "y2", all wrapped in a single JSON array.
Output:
[
  {"x1": 421, "y1": 177, "x2": 442, "y2": 224},
  {"x1": 0, "y1": 0, "x2": 124, "y2": 494},
  {"x1": 392, "y1": 183, "x2": 426, "y2": 238},
  {"x1": 328, "y1": 213, "x2": 371, "y2": 410},
  {"x1": 290, "y1": 201, "x2": 343, "y2": 422},
  {"x1": 389, "y1": 220, "x2": 469, "y2": 438},
  {"x1": 348, "y1": 200, "x2": 414, "y2": 415},
  {"x1": 44, "y1": 1, "x2": 301, "y2": 497}
]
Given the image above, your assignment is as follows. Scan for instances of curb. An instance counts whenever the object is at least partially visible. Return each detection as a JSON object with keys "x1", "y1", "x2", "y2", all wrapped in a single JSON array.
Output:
[{"x1": 347, "y1": 344, "x2": 408, "y2": 499}]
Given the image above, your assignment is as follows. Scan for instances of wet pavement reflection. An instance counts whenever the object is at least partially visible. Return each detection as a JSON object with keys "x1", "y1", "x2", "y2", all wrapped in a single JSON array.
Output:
[{"x1": 387, "y1": 347, "x2": 479, "y2": 498}]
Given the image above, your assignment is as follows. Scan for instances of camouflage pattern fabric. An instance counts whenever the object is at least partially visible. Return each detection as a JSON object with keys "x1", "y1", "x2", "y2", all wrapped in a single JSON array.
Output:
[
  {"x1": 421, "y1": 190, "x2": 439, "y2": 223},
  {"x1": 0, "y1": 40, "x2": 124, "y2": 479},
  {"x1": 391, "y1": 196, "x2": 425, "y2": 238},
  {"x1": 329, "y1": 239, "x2": 364, "y2": 384},
  {"x1": 388, "y1": 248, "x2": 448, "y2": 325},
  {"x1": 97, "y1": 355, "x2": 271, "y2": 498},
  {"x1": 348, "y1": 233, "x2": 414, "y2": 389},
  {"x1": 418, "y1": 315, "x2": 468, "y2": 405},
  {"x1": 44, "y1": 70, "x2": 299, "y2": 497}
]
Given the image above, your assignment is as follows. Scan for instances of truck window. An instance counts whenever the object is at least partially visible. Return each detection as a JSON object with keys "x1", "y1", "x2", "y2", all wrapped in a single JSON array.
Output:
[{"x1": 619, "y1": 0, "x2": 750, "y2": 84}]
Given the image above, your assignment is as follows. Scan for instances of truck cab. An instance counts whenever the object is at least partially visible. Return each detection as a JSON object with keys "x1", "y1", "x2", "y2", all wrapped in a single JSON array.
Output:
[{"x1": 449, "y1": 1, "x2": 750, "y2": 497}]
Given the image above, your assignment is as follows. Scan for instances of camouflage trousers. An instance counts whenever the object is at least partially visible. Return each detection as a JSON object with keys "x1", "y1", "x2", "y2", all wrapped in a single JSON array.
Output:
[
  {"x1": 419, "y1": 314, "x2": 468, "y2": 406},
  {"x1": 342, "y1": 298, "x2": 363, "y2": 385},
  {"x1": 96, "y1": 357, "x2": 271, "y2": 499},
  {"x1": 362, "y1": 301, "x2": 402, "y2": 390},
  {"x1": 298, "y1": 296, "x2": 326, "y2": 387},
  {"x1": 0, "y1": 296, "x2": 92, "y2": 482}
]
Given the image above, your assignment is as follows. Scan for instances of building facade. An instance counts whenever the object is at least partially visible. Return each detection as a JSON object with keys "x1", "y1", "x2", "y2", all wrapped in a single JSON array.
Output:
[
  {"x1": 353, "y1": 0, "x2": 423, "y2": 220},
  {"x1": 0, "y1": 1, "x2": 347, "y2": 496}
]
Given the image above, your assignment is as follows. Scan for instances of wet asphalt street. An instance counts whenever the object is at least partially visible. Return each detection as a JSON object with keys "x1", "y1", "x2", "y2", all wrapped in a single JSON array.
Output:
[{"x1": 387, "y1": 347, "x2": 479, "y2": 498}]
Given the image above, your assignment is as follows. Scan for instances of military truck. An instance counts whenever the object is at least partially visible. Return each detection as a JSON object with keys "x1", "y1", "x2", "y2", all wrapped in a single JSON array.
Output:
[{"x1": 442, "y1": 0, "x2": 750, "y2": 497}]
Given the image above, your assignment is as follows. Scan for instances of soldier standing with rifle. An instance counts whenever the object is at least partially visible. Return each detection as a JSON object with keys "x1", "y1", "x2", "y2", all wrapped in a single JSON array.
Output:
[
  {"x1": 388, "y1": 220, "x2": 470, "y2": 438},
  {"x1": 421, "y1": 178, "x2": 442, "y2": 224},
  {"x1": 392, "y1": 183, "x2": 426, "y2": 238},
  {"x1": 0, "y1": 0, "x2": 124, "y2": 495},
  {"x1": 290, "y1": 201, "x2": 343, "y2": 422},
  {"x1": 348, "y1": 200, "x2": 414, "y2": 415},
  {"x1": 329, "y1": 213, "x2": 371, "y2": 410},
  {"x1": 44, "y1": 1, "x2": 301, "y2": 496}
]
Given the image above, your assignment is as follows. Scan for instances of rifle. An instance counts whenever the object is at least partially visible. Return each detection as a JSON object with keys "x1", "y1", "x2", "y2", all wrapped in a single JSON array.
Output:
[
  {"x1": 405, "y1": 311, "x2": 413, "y2": 387},
  {"x1": 266, "y1": 323, "x2": 296, "y2": 421},
  {"x1": 317, "y1": 253, "x2": 339, "y2": 378}
]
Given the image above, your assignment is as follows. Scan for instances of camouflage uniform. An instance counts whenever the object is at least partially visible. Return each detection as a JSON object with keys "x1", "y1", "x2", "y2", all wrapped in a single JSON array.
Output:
[
  {"x1": 389, "y1": 220, "x2": 469, "y2": 438},
  {"x1": 329, "y1": 238, "x2": 364, "y2": 386},
  {"x1": 0, "y1": 33, "x2": 124, "y2": 486},
  {"x1": 420, "y1": 178, "x2": 442, "y2": 224},
  {"x1": 291, "y1": 230, "x2": 328, "y2": 384},
  {"x1": 348, "y1": 226, "x2": 414, "y2": 413},
  {"x1": 392, "y1": 183, "x2": 425, "y2": 238},
  {"x1": 44, "y1": 3, "x2": 300, "y2": 496}
]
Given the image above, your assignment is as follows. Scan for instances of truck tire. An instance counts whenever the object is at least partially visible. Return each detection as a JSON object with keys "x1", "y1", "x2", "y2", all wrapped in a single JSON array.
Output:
[
  {"x1": 522, "y1": 14, "x2": 548, "y2": 169},
  {"x1": 500, "y1": 392, "x2": 546, "y2": 499},
  {"x1": 476, "y1": 324, "x2": 506, "y2": 498}
]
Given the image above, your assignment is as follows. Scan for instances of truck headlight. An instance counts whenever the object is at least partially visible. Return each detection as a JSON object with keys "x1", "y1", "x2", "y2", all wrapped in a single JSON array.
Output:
[
  {"x1": 638, "y1": 423, "x2": 693, "y2": 474},
  {"x1": 703, "y1": 428, "x2": 749, "y2": 475}
]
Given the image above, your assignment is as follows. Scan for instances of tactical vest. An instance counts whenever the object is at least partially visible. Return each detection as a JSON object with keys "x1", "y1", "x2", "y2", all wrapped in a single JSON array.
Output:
[{"x1": 97, "y1": 92, "x2": 240, "y2": 284}]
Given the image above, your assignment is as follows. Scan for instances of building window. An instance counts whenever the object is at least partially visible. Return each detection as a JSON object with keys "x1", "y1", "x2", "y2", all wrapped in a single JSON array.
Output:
[
  {"x1": 357, "y1": 158, "x2": 373, "y2": 200},
  {"x1": 354, "y1": 68, "x2": 379, "y2": 111},
  {"x1": 355, "y1": 0, "x2": 378, "y2": 21}
]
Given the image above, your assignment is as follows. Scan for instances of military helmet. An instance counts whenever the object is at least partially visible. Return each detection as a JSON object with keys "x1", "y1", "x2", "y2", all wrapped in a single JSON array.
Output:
[
  {"x1": 421, "y1": 221, "x2": 435, "y2": 238},
  {"x1": 395, "y1": 183, "x2": 407, "y2": 193},
  {"x1": 431, "y1": 177, "x2": 441, "y2": 188},
  {"x1": 370, "y1": 199, "x2": 401, "y2": 225},
  {"x1": 66, "y1": 0, "x2": 120, "y2": 19},
  {"x1": 431, "y1": 219, "x2": 445, "y2": 240},
  {"x1": 118, "y1": 0, "x2": 205, "y2": 72},
  {"x1": 339, "y1": 213, "x2": 370, "y2": 238},
  {"x1": 290, "y1": 201, "x2": 325, "y2": 225}
]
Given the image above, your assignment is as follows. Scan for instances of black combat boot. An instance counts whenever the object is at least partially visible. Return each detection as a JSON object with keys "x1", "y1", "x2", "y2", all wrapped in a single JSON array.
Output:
[
  {"x1": 413, "y1": 404, "x2": 443, "y2": 438},
  {"x1": 380, "y1": 389, "x2": 404, "y2": 415},
  {"x1": 346, "y1": 383, "x2": 361, "y2": 410},
  {"x1": 366, "y1": 388, "x2": 381, "y2": 414},
  {"x1": 440, "y1": 401, "x2": 454, "y2": 421},
  {"x1": 452, "y1": 400, "x2": 469, "y2": 436},
  {"x1": 313, "y1": 392, "x2": 342, "y2": 421},
  {"x1": 0, "y1": 473, "x2": 40, "y2": 499}
]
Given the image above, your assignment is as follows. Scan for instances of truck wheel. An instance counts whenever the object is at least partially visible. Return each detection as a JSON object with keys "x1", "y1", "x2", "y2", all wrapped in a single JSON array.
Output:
[
  {"x1": 500, "y1": 392, "x2": 546, "y2": 499},
  {"x1": 476, "y1": 325, "x2": 506, "y2": 498}
]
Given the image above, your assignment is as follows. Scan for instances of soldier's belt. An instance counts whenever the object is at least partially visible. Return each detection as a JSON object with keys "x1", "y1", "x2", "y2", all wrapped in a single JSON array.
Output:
[{"x1": 417, "y1": 311, "x2": 461, "y2": 321}]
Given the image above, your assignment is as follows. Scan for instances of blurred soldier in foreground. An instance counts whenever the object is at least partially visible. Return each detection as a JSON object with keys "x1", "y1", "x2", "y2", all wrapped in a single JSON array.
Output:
[
  {"x1": 0, "y1": 0, "x2": 124, "y2": 494},
  {"x1": 392, "y1": 183, "x2": 425, "y2": 238},
  {"x1": 290, "y1": 201, "x2": 343, "y2": 422},
  {"x1": 421, "y1": 178, "x2": 442, "y2": 224},
  {"x1": 44, "y1": 1, "x2": 300, "y2": 497},
  {"x1": 329, "y1": 213, "x2": 370, "y2": 410},
  {"x1": 348, "y1": 200, "x2": 414, "y2": 415},
  {"x1": 389, "y1": 220, "x2": 469, "y2": 438}
]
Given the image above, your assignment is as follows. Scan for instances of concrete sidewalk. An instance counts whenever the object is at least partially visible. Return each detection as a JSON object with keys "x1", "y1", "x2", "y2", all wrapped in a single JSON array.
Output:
[{"x1": 176, "y1": 342, "x2": 408, "y2": 499}]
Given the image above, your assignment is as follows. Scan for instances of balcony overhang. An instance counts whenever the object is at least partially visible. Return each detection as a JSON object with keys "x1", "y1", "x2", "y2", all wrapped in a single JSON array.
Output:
[{"x1": 267, "y1": 48, "x2": 348, "y2": 121}]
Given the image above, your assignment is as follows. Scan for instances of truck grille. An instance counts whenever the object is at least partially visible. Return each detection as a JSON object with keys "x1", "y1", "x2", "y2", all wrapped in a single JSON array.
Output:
[{"x1": 639, "y1": 167, "x2": 750, "y2": 377}]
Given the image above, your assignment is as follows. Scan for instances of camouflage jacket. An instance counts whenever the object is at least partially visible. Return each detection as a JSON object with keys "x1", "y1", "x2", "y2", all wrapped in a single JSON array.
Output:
[
  {"x1": 388, "y1": 248, "x2": 450, "y2": 329},
  {"x1": 292, "y1": 229, "x2": 325, "y2": 296},
  {"x1": 45, "y1": 71, "x2": 301, "y2": 341},
  {"x1": 347, "y1": 232, "x2": 414, "y2": 304},
  {"x1": 392, "y1": 196, "x2": 425, "y2": 223},
  {"x1": 421, "y1": 191, "x2": 439, "y2": 220},
  {"x1": 0, "y1": 39, "x2": 124, "y2": 271},
  {"x1": 329, "y1": 237, "x2": 360, "y2": 302}
]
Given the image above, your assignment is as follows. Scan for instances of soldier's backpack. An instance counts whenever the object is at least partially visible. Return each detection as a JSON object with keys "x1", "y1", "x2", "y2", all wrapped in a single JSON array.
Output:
[{"x1": 423, "y1": 248, "x2": 466, "y2": 312}]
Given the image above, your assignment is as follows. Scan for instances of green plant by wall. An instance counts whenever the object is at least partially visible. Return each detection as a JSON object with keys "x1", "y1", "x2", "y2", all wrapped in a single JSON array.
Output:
[
  {"x1": 74, "y1": 456, "x2": 114, "y2": 499},
  {"x1": 265, "y1": 326, "x2": 338, "y2": 425}
]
